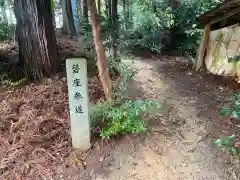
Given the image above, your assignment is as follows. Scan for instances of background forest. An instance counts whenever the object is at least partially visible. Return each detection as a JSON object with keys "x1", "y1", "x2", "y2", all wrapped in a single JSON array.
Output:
[{"x1": 0, "y1": 0, "x2": 222, "y2": 63}]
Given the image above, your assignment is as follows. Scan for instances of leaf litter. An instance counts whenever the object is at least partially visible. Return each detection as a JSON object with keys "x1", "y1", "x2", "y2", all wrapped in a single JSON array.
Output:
[{"x1": 0, "y1": 75, "x2": 105, "y2": 179}]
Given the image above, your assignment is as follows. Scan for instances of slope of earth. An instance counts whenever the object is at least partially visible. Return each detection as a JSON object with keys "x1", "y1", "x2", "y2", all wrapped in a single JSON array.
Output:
[
  {"x1": 0, "y1": 75, "x2": 105, "y2": 179},
  {"x1": 0, "y1": 37, "x2": 103, "y2": 179}
]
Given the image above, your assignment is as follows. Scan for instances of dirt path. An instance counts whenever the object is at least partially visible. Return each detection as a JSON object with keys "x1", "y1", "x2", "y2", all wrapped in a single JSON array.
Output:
[{"x1": 93, "y1": 56, "x2": 239, "y2": 180}]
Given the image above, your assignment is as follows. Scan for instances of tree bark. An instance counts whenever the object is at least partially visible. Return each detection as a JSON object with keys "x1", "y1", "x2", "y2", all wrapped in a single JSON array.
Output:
[
  {"x1": 123, "y1": 0, "x2": 126, "y2": 30},
  {"x1": 14, "y1": 0, "x2": 60, "y2": 81},
  {"x1": 77, "y1": 0, "x2": 82, "y2": 16},
  {"x1": 87, "y1": 0, "x2": 112, "y2": 100},
  {"x1": 104, "y1": 0, "x2": 108, "y2": 17},
  {"x1": 83, "y1": 0, "x2": 88, "y2": 20},
  {"x1": 129, "y1": 0, "x2": 132, "y2": 24},
  {"x1": 7, "y1": 0, "x2": 14, "y2": 25},
  {"x1": 123, "y1": 0, "x2": 130, "y2": 29},
  {"x1": 126, "y1": 0, "x2": 130, "y2": 20},
  {"x1": 8, "y1": 10, "x2": 13, "y2": 25},
  {"x1": 108, "y1": 0, "x2": 111, "y2": 18},
  {"x1": 51, "y1": 0, "x2": 56, "y2": 29},
  {"x1": 152, "y1": 0, "x2": 157, "y2": 13},
  {"x1": 111, "y1": 0, "x2": 118, "y2": 58},
  {"x1": 97, "y1": 0, "x2": 101, "y2": 15},
  {"x1": 170, "y1": 0, "x2": 181, "y2": 9},
  {"x1": 125, "y1": 0, "x2": 131, "y2": 28},
  {"x1": 61, "y1": 0, "x2": 70, "y2": 34},
  {"x1": 66, "y1": 0, "x2": 78, "y2": 37},
  {"x1": 107, "y1": 0, "x2": 112, "y2": 52}
]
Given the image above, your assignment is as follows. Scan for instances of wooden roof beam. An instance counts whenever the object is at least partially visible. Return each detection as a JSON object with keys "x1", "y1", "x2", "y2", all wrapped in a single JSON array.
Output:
[
  {"x1": 209, "y1": 6, "x2": 240, "y2": 25},
  {"x1": 198, "y1": 0, "x2": 240, "y2": 23}
]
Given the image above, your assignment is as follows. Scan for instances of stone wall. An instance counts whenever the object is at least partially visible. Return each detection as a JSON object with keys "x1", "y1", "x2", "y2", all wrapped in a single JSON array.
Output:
[{"x1": 205, "y1": 24, "x2": 240, "y2": 82}]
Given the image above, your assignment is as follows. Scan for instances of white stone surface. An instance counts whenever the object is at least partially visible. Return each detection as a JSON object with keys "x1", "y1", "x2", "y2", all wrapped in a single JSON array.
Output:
[
  {"x1": 205, "y1": 24, "x2": 240, "y2": 79},
  {"x1": 66, "y1": 58, "x2": 91, "y2": 151}
]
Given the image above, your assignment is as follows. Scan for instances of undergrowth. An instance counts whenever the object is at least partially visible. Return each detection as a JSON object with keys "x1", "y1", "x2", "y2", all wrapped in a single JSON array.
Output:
[
  {"x1": 0, "y1": 74, "x2": 27, "y2": 89},
  {"x1": 216, "y1": 93, "x2": 240, "y2": 155},
  {"x1": 90, "y1": 57, "x2": 162, "y2": 139},
  {"x1": 219, "y1": 94, "x2": 240, "y2": 120}
]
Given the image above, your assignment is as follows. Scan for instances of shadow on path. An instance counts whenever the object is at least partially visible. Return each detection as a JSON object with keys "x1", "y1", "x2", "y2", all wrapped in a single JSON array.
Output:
[{"x1": 137, "y1": 55, "x2": 239, "y2": 136}]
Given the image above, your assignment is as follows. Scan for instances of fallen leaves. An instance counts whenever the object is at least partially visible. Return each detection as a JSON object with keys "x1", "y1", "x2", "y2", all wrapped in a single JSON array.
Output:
[{"x1": 0, "y1": 75, "x2": 104, "y2": 179}]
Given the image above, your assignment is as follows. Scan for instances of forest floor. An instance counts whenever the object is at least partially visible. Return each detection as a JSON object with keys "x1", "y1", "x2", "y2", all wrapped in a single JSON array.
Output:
[{"x1": 0, "y1": 38, "x2": 240, "y2": 179}]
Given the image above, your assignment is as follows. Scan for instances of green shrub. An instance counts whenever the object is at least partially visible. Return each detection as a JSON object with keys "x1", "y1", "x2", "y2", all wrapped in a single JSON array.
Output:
[
  {"x1": 119, "y1": 2, "x2": 174, "y2": 53},
  {"x1": 108, "y1": 56, "x2": 136, "y2": 100},
  {"x1": 90, "y1": 99, "x2": 161, "y2": 139},
  {"x1": 219, "y1": 94, "x2": 240, "y2": 120},
  {"x1": 75, "y1": 0, "x2": 223, "y2": 56},
  {"x1": 90, "y1": 58, "x2": 162, "y2": 139},
  {"x1": 175, "y1": 25, "x2": 203, "y2": 56},
  {"x1": 0, "y1": 74, "x2": 27, "y2": 89},
  {"x1": 174, "y1": 0, "x2": 222, "y2": 53},
  {"x1": 0, "y1": 22, "x2": 11, "y2": 41},
  {"x1": 216, "y1": 93, "x2": 240, "y2": 155},
  {"x1": 78, "y1": 15, "x2": 112, "y2": 51},
  {"x1": 215, "y1": 135, "x2": 239, "y2": 155},
  {"x1": 117, "y1": 0, "x2": 223, "y2": 55}
]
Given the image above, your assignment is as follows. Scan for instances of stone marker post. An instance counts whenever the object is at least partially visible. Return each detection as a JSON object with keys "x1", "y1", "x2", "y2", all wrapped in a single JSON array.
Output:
[{"x1": 66, "y1": 58, "x2": 91, "y2": 151}]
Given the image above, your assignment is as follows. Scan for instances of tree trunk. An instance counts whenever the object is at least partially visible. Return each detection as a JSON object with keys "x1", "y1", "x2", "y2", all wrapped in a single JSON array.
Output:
[
  {"x1": 129, "y1": 0, "x2": 132, "y2": 25},
  {"x1": 87, "y1": 0, "x2": 112, "y2": 100},
  {"x1": 8, "y1": 10, "x2": 13, "y2": 25},
  {"x1": 124, "y1": 0, "x2": 130, "y2": 29},
  {"x1": 51, "y1": 0, "x2": 56, "y2": 29},
  {"x1": 14, "y1": 0, "x2": 60, "y2": 81},
  {"x1": 126, "y1": 0, "x2": 130, "y2": 19},
  {"x1": 61, "y1": 0, "x2": 70, "y2": 34},
  {"x1": 77, "y1": 0, "x2": 82, "y2": 16},
  {"x1": 108, "y1": 0, "x2": 111, "y2": 18},
  {"x1": 111, "y1": 0, "x2": 118, "y2": 58},
  {"x1": 125, "y1": 0, "x2": 131, "y2": 28},
  {"x1": 66, "y1": 0, "x2": 78, "y2": 37},
  {"x1": 107, "y1": 0, "x2": 112, "y2": 52},
  {"x1": 71, "y1": 0, "x2": 78, "y2": 31},
  {"x1": 97, "y1": 0, "x2": 101, "y2": 15},
  {"x1": 123, "y1": 0, "x2": 126, "y2": 30},
  {"x1": 152, "y1": 1, "x2": 157, "y2": 13},
  {"x1": 83, "y1": 0, "x2": 88, "y2": 20},
  {"x1": 104, "y1": 0, "x2": 108, "y2": 17},
  {"x1": 52, "y1": 11, "x2": 56, "y2": 29},
  {"x1": 170, "y1": 0, "x2": 181, "y2": 9}
]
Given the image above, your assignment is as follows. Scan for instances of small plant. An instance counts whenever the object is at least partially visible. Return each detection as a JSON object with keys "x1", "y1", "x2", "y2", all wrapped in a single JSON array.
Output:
[
  {"x1": 109, "y1": 56, "x2": 136, "y2": 101},
  {"x1": 90, "y1": 99, "x2": 161, "y2": 139},
  {"x1": 215, "y1": 135, "x2": 240, "y2": 155},
  {"x1": 216, "y1": 94, "x2": 240, "y2": 156},
  {"x1": 90, "y1": 58, "x2": 162, "y2": 139},
  {"x1": 219, "y1": 94, "x2": 240, "y2": 120},
  {"x1": 0, "y1": 22, "x2": 10, "y2": 41},
  {"x1": 0, "y1": 74, "x2": 27, "y2": 89}
]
